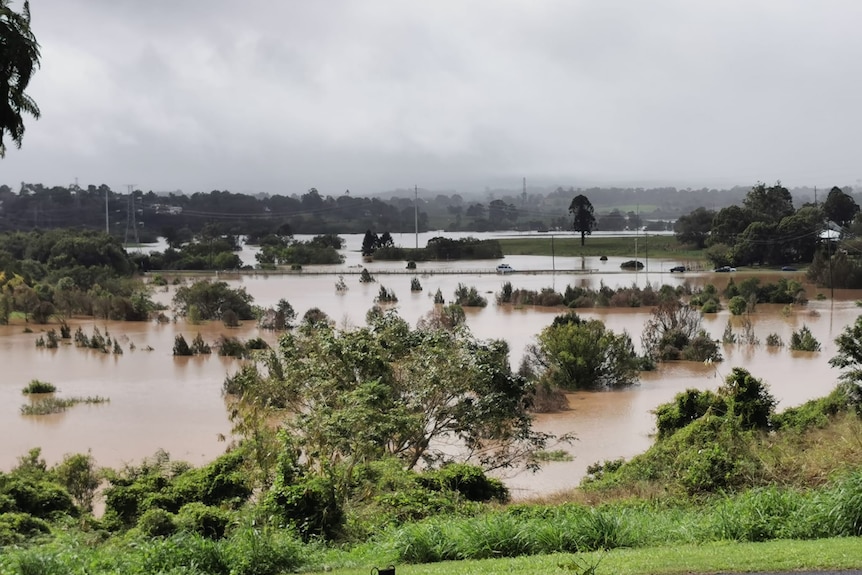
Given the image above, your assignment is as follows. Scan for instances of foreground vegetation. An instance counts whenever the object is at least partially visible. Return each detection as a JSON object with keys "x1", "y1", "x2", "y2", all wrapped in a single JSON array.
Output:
[{"x1": 2, "y1": 450, "x2": 862, "y2": 573}]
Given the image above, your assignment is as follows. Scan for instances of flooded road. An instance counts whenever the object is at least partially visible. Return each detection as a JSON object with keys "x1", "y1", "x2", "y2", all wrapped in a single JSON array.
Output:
[{"x1": 1, "y1": 237, "x2": 859, "y2": 499}]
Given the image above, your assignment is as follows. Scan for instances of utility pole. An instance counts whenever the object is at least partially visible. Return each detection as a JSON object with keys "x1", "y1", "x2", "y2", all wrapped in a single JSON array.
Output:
[
  {"x1": 551, "y1": 234, "x2": 555, "y2": 273},
  {"x1": 414, "y1": 184, "x2": 419, "y2": 249},
  {"x1": 105, "y1": 187, "x2": 109, "y2": 234}
]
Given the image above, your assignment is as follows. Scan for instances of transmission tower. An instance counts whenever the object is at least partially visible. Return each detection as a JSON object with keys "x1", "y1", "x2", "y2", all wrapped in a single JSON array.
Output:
[{"x1": 124, "y1": 185, "x2": 140, "y2": 245}]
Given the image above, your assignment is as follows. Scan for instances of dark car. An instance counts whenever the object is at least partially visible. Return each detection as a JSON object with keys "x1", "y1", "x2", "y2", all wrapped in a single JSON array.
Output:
[
  {"x1": 781, "y1": 266, "x2": 797, "y2": 272},
  {"x1": 669, "y1": 265, "x2": 686, "y2": 273}
]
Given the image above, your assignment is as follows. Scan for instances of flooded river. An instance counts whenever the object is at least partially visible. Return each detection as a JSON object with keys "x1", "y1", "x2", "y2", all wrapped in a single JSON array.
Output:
[{"x1": 1, "y1": 232, "x2": 859, "y2": 499}]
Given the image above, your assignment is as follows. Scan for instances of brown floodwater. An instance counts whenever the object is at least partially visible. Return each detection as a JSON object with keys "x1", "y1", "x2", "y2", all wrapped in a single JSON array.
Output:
[{"x1": 1, "y1": 249, "x2": 859, "y2": 500}]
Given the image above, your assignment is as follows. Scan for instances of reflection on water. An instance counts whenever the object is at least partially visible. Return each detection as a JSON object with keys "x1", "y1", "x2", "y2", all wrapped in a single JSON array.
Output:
[{"x1": 1, "y1": 256, "x2": 860, "y2": 500}]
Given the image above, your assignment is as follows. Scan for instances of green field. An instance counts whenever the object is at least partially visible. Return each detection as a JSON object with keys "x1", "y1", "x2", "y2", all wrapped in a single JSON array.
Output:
[{"x1": 498, "y1": 235, "x2": 704, "y2": 261}]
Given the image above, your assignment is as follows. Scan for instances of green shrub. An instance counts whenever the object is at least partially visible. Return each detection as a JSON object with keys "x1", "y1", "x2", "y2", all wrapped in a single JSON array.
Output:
[
  {"x1": 137, "y1": 507, "x2": 177, "y2": 537},
  {"x1": 103, "y1": 450, "x2": 250, "y2": 530},
  {"x1": 173, "y1": 334, "x2": 192, "y2": 356},
  {"x1": 246, "y1": 337, "x2": 269, "y2": 350},
  {"x1": 217, "y1": 336, "x2": 247, "y2": 358},
  {"x1": 453, "y1": 283, "x2": 487, "y2": 307},
  {"x1": 701, "y1": 299, "x2": 719, "y2": 313},
  {"x1": 673, "y1": 417, "x2": 760, "y2": 494},
  {"x1": 419, "y1": 463, "x2": 509, "y2": 503},
  {"x1": 410, "y1": 277, "x2": 422, "y2": 292},
  {"x1": 21, "y1": 380, "x2": 56, "y2": 394},
  {"x1": 375, "y1": 285, "x2": 398, "y2": 303},
  {"x1": 0, "y1": 478, "x2": 76, "y2": 518},
  {"x1": 176, "y1": 502, "x2": 232, "y2": 539},
  {"x1": 680, "y1": 331, "x2": 721, "y2": 362},
  {"x1": 654, "y1": 388, "x2": 726, "y2": 439},
  {"x1": 720, "y1": 367, "x2": 777, "y2": 430},
  {"x1": 433, "y1": 288, "x2": 444, "y2": 304},
  {"x1": 265, "y1": 472, "x2": 343, "y2": 541},
  {"x1": 728, "y1": 295, "x2": 748, "y2": 315},
  {"x1": 584, "y1": 458, "x2": 625, "y2": 482},
  {"x1": 191, "y1": 333, "x2": 212, "y2": 354},
  {"x1": 0, "y1": 512, "x2": 50, "y2": 545},
  {"x1": 773, "y1": 382, "x2": 859, "y2": 431},
  {"x1": 170, "y1": 450, "x2": 252, "y2": 508},
  {"x1": 766, "y1": 333, "x2": 784, "y2": 347},
  {"x1": 790, "y1": 325, "x2": 821, "y2": 351},
  {"x1": 53, "y1": 452, "x2": 100, "y2": 513},
  {"x1": 498, "y1": 281, "x2": 513, "y2": 303}
]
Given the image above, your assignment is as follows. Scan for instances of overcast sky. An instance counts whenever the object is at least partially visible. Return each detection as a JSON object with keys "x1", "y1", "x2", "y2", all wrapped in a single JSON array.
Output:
[{"x1": 3, "y1": 1, "x2": 862, "y2": 196}]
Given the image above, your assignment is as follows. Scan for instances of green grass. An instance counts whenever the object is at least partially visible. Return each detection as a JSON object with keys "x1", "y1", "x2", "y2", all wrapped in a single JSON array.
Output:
[
  {"x1": 498, "y1": 236, "x2": 704, "y2": 261},
  {"x1": 20, "y1": 395, "x2": 110, "y2": 415},
  {"x1": 21, "y1": 379, "x2": 57, "y2": 394},
  {"x1": 532, "y1": 449, "x2": 574, "y2": 462},
  {"x1": 304, "y1": 538, "x2": 862, "y2": 575}
]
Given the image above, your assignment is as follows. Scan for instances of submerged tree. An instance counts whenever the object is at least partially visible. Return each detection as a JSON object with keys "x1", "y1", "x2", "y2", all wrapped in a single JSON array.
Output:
[
  {"x1": 568, "y1": 194, "x2": 596, "y2": 246},
  {"x1": 642, "y1": 299, "x2": 721, "y2": 362},
  {"x1": 524, "y1": 311, "x2": 641, "y2": 390},
  {"x1": 0, "y1": 0, "x2": 41, "y2": 157},
  {"x1": 361, "y1": 230, "x2": 378, "y2": 257}
]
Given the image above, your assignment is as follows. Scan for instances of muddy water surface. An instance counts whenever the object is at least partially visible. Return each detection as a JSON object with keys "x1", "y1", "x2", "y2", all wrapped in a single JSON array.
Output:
[{"x1": 1, "y1": 250, "x2": 859, "y2": 499}]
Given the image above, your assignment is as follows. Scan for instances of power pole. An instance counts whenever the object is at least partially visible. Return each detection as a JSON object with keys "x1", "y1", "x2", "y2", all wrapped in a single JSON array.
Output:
[
  {"x1": 124, "y1": 185, "x2": 139, "y2": 245},
  {"x1": 105, "y1": 187, "x2": 109, "y2": 234}
]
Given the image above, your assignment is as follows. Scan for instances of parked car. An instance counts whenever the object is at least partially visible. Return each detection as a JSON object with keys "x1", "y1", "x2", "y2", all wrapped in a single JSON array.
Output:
[
  {"x1": 669, "y1": 265, "x2": 686, "y2": 273},
  {"x1": 781, "y1": 266, "x2": 797, "y2": 272},
  {"x1": 496, "y1": 263, "x2": 514, "y2": 274},
  {"x1": 713, "y1": 266, "x2": 736, "y2": 272}
]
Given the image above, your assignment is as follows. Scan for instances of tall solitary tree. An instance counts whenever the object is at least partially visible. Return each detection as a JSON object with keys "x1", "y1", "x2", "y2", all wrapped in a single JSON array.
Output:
[
  {"x1": 823, "y1": 186, "x2": 859, "y2": 227},
  {"x1": 569, "y1": 194, "x2": 596, "y2": 246},
  {"x1": 0, "y1": 0, "x2": 41, "y2": 157}
]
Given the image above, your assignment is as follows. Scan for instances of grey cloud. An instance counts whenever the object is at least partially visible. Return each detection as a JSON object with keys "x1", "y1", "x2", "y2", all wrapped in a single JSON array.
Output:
[{"x1": 3, "y1": 0, "x2": 862, "y2": 194}]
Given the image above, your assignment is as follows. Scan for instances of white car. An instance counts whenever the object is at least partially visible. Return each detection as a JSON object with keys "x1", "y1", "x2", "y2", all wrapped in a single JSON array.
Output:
[{"x1": 496, "y1": 263, "x2": 514, "y2": 274}]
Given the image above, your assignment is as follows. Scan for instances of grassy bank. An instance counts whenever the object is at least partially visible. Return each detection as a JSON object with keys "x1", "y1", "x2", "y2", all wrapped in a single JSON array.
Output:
[
  {"x1": 498, "y1": 235, "x2": 704, "y2": 261},
  {"x1": 308, "y1": 538, "x2": 862, "y2": 575}
]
